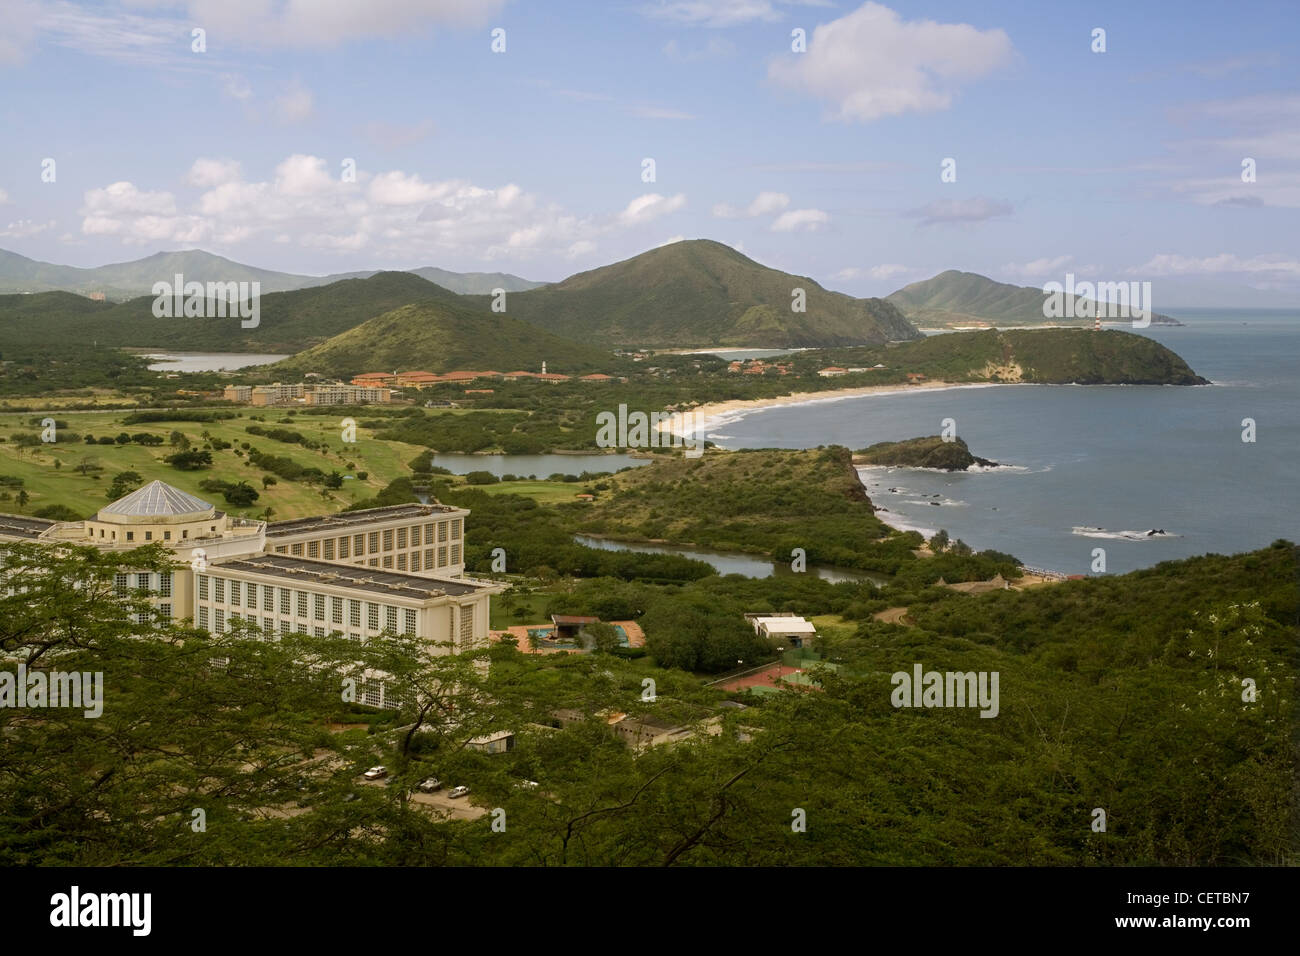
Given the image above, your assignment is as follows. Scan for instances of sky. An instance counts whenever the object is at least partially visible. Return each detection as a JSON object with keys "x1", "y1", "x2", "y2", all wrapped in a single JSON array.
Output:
[{"x1": 0, "y1": 0, "x2": 1297, "y2": 303}]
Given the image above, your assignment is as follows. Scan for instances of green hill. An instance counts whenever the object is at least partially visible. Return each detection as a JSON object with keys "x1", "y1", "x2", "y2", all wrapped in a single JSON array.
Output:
[
  {"x1": 820, "y1": 328, "x2": 1209, "y2": 385},
  {"x1": 887, "y1": 270, "x2": 1182, "y2": 328},
  {"x1": 0, "y1": 271, "x2": 466, "y2": 353},
  {"x1": 265, "y1": 300, "x2": 616, "y2": 379},
  {"x1": 853, "y1": 436, "x2": 997, "y2": 470},
  {"x1": 477, "y1": 239, "x2": 921, "y2": 348}
]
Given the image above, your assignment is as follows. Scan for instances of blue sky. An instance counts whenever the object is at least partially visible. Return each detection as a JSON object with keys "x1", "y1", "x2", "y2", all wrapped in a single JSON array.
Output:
[{"x1": 1, "y1": 0, "x2": 1297, "y2": 302}]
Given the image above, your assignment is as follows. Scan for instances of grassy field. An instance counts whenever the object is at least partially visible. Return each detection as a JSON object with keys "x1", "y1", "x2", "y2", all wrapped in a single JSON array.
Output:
[{"x1": 0, "y1": 408, "x2": 586, "y2": 521}]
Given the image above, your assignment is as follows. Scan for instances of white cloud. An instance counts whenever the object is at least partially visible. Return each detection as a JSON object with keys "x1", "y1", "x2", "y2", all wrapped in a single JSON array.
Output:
[
  {"x1": 908, "y1": 197, "x2": 1012, "y2": 226},
  {"x1": 618, "y1": 193, "x2": 688, "y2": 226},
  {"x1": 0, "y1": 188, "x2": 9, "y2": 204},
  {"x1": 0, "y1": 0, "x2": 41, "y2": 65},
  {"x1": 1, "y1": 218, "x2": 56, "y2": 238},
  {"x1": 837, "y1": 263, "x2": 909, "y2": 281},
  {"x1": 76, "y1": 156, "x2": 681, "y2": 262},
  {"x1": 1131, "y1": 253, "x2": 1300, "y2": 279},
  {"x1": 771, "y1": 208, "x2": 828, "y2": 231},
  {"x1": 185, "y1": 0, "x2": 503, "y2": 48},
  {"x1": 186, "y1": 158, "x2": 242, "y2": 188},
  {"x1": 768, "y1": 2, "x2": 1013, "y2": 122},
  {"x1": 221, "y1": 73, "x2": 253, "y2": 101},
  {"x1": 658, "y1": 235, "x2": 687, "y2": 247},
  {"x1": 712, "y1": 191, "x2": 790, "y2": 218}
]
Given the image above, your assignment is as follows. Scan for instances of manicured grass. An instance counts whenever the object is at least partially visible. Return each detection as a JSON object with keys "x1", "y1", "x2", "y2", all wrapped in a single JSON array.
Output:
[
  {"x1": 488, "y1": 589, "x2": 552, "y2": 630},
  {"x1": 470, "y1": 479, "x2": 589, "y2": 505}
]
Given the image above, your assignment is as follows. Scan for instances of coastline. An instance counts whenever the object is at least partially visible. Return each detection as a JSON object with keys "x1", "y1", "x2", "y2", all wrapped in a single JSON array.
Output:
[{"x1": 659, "y1": 380, "x2": 1007, "y2": 442}]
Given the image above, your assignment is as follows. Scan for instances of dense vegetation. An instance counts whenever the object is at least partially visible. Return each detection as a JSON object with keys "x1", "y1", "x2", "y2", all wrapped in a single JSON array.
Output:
[
  {"x1": 854, "y1": 435, "x2": 997, "y2": 471},
  {"x1": 3, "y1": 538, "x2": 1293, "y2": 865}
]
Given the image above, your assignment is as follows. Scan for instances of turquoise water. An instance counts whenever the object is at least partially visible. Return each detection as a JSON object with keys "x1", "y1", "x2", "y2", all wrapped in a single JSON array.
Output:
[{"x1": 702, "y1": 312, "x2": 1299, "y2": 575}]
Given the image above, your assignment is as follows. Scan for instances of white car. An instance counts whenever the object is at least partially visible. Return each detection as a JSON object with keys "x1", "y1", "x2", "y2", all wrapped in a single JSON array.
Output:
[
  {"x1": 448, "y1": 785, "x2": 470, "y2": 799},
  {"x1": 417, "y1": 777, "x2": 442, "y2": 793},
  {"x1": 362, "y1": 766, "x2": 388, "y2": 781}
]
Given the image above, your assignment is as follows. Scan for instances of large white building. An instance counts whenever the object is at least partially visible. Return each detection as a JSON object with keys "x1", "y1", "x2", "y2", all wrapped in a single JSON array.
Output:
[{"x1": 0, "y1": 481, "x2": 502, "y2": 703}]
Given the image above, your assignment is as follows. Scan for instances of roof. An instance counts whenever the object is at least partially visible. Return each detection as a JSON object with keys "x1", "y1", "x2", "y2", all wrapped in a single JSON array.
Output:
[
  {"x1": 552, "y1": 614, "x2": 599, "y2": 626},
  {"x1": 753, "y1": 616, "x2": 816, "y2": 634},
  {"x1": 210, "y1": 554, "x2": 495, "y2": 599},
  {"x1": 100, "y1": 480, "x2": 213, "y2": 519},
  {"x1": 0, "y1": 513, "x2": 57, "y2": 540},
  {"x1": 266, "y1": 502, "x2": 460, "y2": 538}
]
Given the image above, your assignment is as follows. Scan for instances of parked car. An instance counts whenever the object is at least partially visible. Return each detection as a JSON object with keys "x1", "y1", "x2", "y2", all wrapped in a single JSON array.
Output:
[
  {"x1": 448, "y1": 785, "x2": 470, "y2": 799},
  {"x1": 417, "y1": 777, "x2": 442, "y2": 793},
  {"x1": 517, "y1": 779, "x2": 539, "y2": 790},
  {"x1": 362, "y1": 766, "x2": 388, "y2": 781}
]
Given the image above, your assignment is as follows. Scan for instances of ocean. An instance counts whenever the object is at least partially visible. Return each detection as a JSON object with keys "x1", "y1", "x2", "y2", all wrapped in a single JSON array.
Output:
[{"x1": 699, "y1": 311, "x2": 1299, "y2": 575}]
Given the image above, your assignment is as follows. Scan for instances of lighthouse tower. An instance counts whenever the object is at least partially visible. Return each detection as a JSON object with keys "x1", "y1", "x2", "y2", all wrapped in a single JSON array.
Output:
[{"x1": 542, "y1": 360, "x2": 547, "y2": 374}]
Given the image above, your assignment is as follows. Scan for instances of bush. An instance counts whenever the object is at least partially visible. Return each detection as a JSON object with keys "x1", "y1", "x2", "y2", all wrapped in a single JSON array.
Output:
[{"x1": 464, "y1": 471, "x2": 500, "y2": 485}]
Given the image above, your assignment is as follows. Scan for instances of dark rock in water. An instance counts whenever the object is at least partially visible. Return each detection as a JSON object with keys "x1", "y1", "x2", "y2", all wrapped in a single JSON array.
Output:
[
  {"x1": 930, "y1": 501, "x2": 941, "y2": 506},
  {"x1": 853, "y1": 435, "x2": 998, "y2": 471}
]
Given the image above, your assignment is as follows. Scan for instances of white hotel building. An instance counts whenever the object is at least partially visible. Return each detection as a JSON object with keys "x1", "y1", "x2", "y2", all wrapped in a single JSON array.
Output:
[{"x1": 0, "y1": 481, "x2": 503, "y2": 706}]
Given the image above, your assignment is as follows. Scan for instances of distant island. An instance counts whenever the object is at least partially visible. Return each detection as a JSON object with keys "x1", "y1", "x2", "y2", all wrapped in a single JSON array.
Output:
[{"x1": 853, "y1": 436, "x2": 997, "y2": 471}]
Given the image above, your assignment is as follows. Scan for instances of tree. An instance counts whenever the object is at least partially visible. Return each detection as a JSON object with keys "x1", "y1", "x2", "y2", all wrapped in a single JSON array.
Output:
[
  {"x1": 324, "y1": 472, "x2": 344, "y2": 490},
  {"x1": 928, "y1": 529, "x2": 950, "y2": 553},
  {"x1": 261, "y1": 475, "x2": 277, "y2": 490},
  {"x1": 164, "y1": 449, "x2": 213, "y2": 471},
  {"x1": 584, "y1": 622, "x2": 622, "y2": 654},
  {"x1": 221, "y1": 481, "x2": 259, "y2": 508},
  {"x1": 15, "y1": 489, "x2": 29, "y2": 510}
]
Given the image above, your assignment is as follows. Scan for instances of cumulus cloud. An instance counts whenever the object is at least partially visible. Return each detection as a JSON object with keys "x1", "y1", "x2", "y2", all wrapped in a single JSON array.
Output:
[
  {"x1": 907, "y1": 197, "x2": 1012, "y2": 226},
  {"x1": 712, "y1": 191, "x2": 790, "y2": 218},
  {"x1": 618, "y1": 193, "x2": 687, "y2": 226},
  {"x1": 184, "y1": 0, "x2": 503, "y2": 48},
  {"x1": 768, "y1": 2, "x2": 1013, "y2": 122},
  {"x1": 643, "y1": 0, "x2": 825, "y2": 28},
  {"x1": 1, "y1": 218, "x2": 56, "y2": 238},
  {"x1": 77, "y1": 156, "x2": 685, "y2": 261},
  {"x1": 771, "y1": 208, "x2": 829, "y2": 231}
]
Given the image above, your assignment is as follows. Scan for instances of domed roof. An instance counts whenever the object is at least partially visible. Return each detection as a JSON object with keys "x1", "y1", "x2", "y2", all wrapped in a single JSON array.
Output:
[{"x1": 99, "y1": 480, "x2": 214, "y2": 522}]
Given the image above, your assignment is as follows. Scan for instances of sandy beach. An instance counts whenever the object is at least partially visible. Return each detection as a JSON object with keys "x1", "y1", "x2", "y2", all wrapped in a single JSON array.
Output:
[{"x1": 657, "y1": 380, "x2": 1006, "y2": 442}]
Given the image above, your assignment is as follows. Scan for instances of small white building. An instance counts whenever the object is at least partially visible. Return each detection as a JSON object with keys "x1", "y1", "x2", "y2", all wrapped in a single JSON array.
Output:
[{"x1": 748, "y1": 615, "x2": 818, "y2": 648}]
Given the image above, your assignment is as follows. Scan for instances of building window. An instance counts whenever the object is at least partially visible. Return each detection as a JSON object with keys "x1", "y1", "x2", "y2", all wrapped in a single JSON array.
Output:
[
  {"x1": 308, "y1": 541, "x2": 319, "y2": 559},
  {"x1": 198, "y1": 606, "x2": 209, "y2": 629},
  {"x1": 382, "y1": 529, "x2": 393, "y2": 551},
  {"x1": 396, "y1": 527, "x2": 407, "y2": 549},
  {"x1": 368, "y1": 558, "x2": 379, "y2": 567},
  {"x1": 114, "y1": 573, "x2": 129, "y2": 596},
  {"x1": 144, "y1": 531, "x2": 152, "y2": 542},
  {"x1": 410, "y1": 526, "x2": 420, "y2": 547},
  {"x1": 438, "y1": 522, "x2": 448, "y2": 543},
  {"x1": 368, "y1": 603, "x2": 380, "y2": 631},
  {"x1": 425, "y1": 522, "x2": 435, "y2": 542},
  {"x1": 385, "y1": 606, "x2": 398, "y2": 632},
  {"x1": 275, "y1": 546, "x2": 287, "y2": 554},
  {"x1": 452, "y1": 519, "x2": 462, "y2": 538},
  {"x1": 246, "y1": 584, "x2": 257, "y2": 610},
  {"x1": 362, "y1": 680, "x2": 383, "y2": 708},
  {"x1": 425, "y1": 549, "x2": 435, "y2": 568},
  {"x1": 297, "y1": 591, "x2": 308, "y2": 618},
  {"x1": 230, "y1": 581, "x2": 241, "y2": 606},
  {"x1": 214, "y1": 578, "x2": 225, "y2": 603},
  {"x1": 313, "y1": 627, "x2": 325, "y2": 637},
  {"x1": 338, "y1": 537, "x2": 349, "y2": 559},
  {"x1": 263, "y1": 585, "x2": 275, "y2": 610},
  {"x1": 125, "y1": 532, "x2": 134, "y2": 542},
  {"x1": 264, "y1": 617, "x2": 274, "y2": 634},
  {"x1": 313, "y1": 594, "x2": 325, "y2": 620},
  {"x1": 450, "y1": 544, "x2": 461, "y2": 565},
  {"x1": 215, "y1": 609, "x2": 225, "y2": 632},
  {"x1": 410, "y1": 552, "x2": 420, "y2": 572},
  {"x1": 159, "y1": 572, "x2": 172, "y2": 597},
  {"x1": 354, "y1": 534, "x2": 365, "y2": 555},
  {"x1": 159, "y1": 603, "x2": 171, "y2": 619},
  {"x1": 164, "y1": 531, "x2": 171, "y2": 541},
  {"x1": 349, "y1": 600, "x2": 361, "y2": 628},
  {"x1": 331, "y1": 597, "x2": 343, "y2": 624},
  {"x1": 323, "y1": 539, "x2": 334, "y2": 560},
  {"x1": 280, "y1": 620, "x2": 292, "y2": 636},
  {"x1": 404, "y1": 608, "x2": 417, "y2": 635},
  {"x1": 459, "y1": 606, "x2": 473, "y2": 644},
  {"x1": 382, "y1": 556, "x2": 393, "y2": 569},
  {"x1": 438, "y1": 547, "x2": 447, "y2": 567},
  {"x1": 396, "y1": 554, "x2": 406, "y2": 571},
  {"x1": 136, "y1": 573, "x2": 150, "y2": 590},
  {"x1": 368, "y1": 532, "x2": 379, "y2": 554},
  {"x1": 280, "y1": 588, "x2": 291, "y2": 614},
  {"x1": 291, "y1": 543, "x2": 304, "y2": 556},
  {"x1": 198, "y1": 575, "x2": 208, "y2": 600}
]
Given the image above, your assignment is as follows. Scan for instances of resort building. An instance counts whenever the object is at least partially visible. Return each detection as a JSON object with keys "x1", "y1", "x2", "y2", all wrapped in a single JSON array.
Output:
[
  {"x1": 0, "y1": 481, "x2": 502, "y2": 698},
  {"x1": 222, "y1": 383, "x2": 391, "y2": 406}
]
